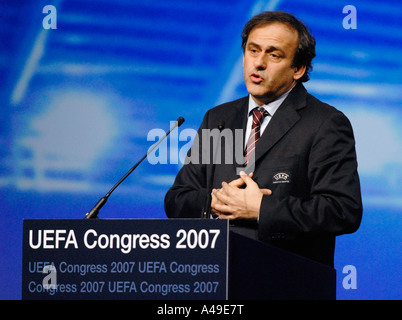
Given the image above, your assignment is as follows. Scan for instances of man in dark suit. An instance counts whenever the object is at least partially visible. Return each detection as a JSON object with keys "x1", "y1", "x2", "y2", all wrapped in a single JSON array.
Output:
[{"x1": 164, "y1": 11, "x2": 362, "y2": 267}]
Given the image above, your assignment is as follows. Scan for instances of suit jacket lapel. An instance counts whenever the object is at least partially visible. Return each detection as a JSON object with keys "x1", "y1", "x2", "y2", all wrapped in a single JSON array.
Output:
[
  {"x1": 254, "y1": 83, "x2": 307, "y2": 163},
  {"x1": 224, "y1": 96, "x2": 249, "y2": 133}
]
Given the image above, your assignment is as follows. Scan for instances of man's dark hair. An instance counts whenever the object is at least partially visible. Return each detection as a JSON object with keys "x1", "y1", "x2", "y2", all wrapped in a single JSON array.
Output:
[{"x1": 241, "y1": 11, "x2": 316, "y2": 82}]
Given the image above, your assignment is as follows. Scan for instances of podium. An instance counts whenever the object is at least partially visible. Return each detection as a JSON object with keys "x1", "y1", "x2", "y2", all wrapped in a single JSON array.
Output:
[{"x1": 22, "y1": 219, "x2": 335, "y2": 300}]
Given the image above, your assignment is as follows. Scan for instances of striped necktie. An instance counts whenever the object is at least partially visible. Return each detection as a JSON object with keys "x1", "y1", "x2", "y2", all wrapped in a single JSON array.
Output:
[{"x1": 245, "y1": 107, "x2": 269, "y2": 164}]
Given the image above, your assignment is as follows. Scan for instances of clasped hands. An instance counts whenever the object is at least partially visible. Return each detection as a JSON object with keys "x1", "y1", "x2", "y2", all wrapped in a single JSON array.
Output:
[{"x1": 211, "y1": 171, "x2": 272, "y2": 220}]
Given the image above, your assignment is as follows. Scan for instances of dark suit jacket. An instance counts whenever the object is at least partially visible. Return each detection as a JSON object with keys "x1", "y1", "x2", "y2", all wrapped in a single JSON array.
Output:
[{"x1": 165, "y1": 83, "x2": 362, "y2": 266}]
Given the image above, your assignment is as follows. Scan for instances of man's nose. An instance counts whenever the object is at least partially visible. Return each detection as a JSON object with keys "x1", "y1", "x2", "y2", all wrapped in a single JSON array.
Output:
[{"x1": 254, "y1": 53, "x2": 267, "y2": 70}]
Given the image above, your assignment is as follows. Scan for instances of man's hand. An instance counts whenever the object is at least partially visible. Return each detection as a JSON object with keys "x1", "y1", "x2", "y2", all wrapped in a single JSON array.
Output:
[{"x1": 211, "y1": 171, "x2": 272, "y2": 220}]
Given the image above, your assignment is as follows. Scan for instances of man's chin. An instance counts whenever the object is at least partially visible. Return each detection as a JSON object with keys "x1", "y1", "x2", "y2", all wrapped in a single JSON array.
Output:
[{"x1": 249, "y1": 92, "x2": 276, "y2": 105}]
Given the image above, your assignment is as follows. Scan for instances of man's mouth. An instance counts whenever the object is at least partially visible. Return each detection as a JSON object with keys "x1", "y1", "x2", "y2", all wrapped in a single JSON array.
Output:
[{"x1": 250, "y1": 73, "x2": 263, "y2": 84}]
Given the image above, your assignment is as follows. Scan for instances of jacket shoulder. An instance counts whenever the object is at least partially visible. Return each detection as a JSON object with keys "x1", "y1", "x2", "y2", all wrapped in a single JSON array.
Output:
[
  {"x1": 306, "y1": 93, "x2": 337, "y2": 113},
  {"x1": 305, "y1": 92, "x2": 349, "y2": 119}
]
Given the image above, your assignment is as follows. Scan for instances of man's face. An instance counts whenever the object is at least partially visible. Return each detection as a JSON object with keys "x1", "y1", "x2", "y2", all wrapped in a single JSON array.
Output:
[{"x1": 243, "y1": 22, "x2": 306, "y2": 106}]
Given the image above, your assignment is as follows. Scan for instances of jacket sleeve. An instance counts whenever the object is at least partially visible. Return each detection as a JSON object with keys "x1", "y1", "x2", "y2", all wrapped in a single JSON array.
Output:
[
  {"x1": 258, "y1": 111, "x2": 363, "y2": 240},
  {"x1": 164, "y1": 112, "x2": 209, "y2": 218}
]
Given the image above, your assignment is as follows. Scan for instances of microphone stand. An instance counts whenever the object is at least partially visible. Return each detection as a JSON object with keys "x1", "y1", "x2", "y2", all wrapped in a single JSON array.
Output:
[{"x1": 84, "y1": 117, "x2": 185, "y2": 219}]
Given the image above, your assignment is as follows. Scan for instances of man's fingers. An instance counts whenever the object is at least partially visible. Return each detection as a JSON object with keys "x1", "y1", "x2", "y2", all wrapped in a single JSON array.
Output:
[
  {"x1": 239, "y1": 171, "x2": 256, "y2": 186},
  {"x1": 213, "y1": 187, "x2": 231, "y2": 204},
  {"x1": 228, "y1": 172, "x2": 254, "y2": 187},
  {"x1": 261, "y1": 188, "x2": 272, "y2": 195},
  {"x1": 217, "y1": 213, "x2": 236, "y2": 220},
  {"x1": 212, "y1": 201, "x2": 232, "y2": 214},
  {"x1": 228, "y1": 177, "x2": 245, "y2": 188},
  {"x1": 212, "y1": 188, "x2": 235, "y2": 214}
]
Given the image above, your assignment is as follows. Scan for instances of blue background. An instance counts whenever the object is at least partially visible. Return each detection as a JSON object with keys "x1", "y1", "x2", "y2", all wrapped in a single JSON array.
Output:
[{"x1": 0, "y1": 0, "x2": 401, "y2": 300}]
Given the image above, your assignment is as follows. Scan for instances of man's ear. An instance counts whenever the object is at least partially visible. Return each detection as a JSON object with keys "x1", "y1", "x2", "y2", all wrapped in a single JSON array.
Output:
[{"x1": 293, "y1": 65, "x2": 306, "y2": 81}]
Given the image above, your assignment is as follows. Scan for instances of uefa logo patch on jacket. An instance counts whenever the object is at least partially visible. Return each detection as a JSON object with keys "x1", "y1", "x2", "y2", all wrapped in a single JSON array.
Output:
[{"x1": 273, "y1": 172, "x2": 291, "y2": 184}]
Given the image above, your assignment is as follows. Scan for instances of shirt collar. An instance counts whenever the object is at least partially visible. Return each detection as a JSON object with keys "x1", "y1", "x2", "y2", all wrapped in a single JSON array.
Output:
[{"x1": 248, "y1": 84, "x2": 295, "y2": 116}]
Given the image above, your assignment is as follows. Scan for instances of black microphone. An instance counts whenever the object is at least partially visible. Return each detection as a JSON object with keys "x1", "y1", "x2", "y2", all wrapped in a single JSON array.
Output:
[
  {"x1": 202, "y1": 120, "x2": 225, "y2": 219},
  {"x1": 85, "y1": 116, "x2": 185, "y2": 219},
  {"x1": 217, "y1": 121, "x2": 225, "y2": 131}
]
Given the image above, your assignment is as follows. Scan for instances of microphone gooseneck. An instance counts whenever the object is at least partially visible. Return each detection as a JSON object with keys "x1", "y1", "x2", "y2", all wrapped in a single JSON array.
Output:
[{"x1": 85, "y1": 117, "x2": 185, "y2": 219}]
